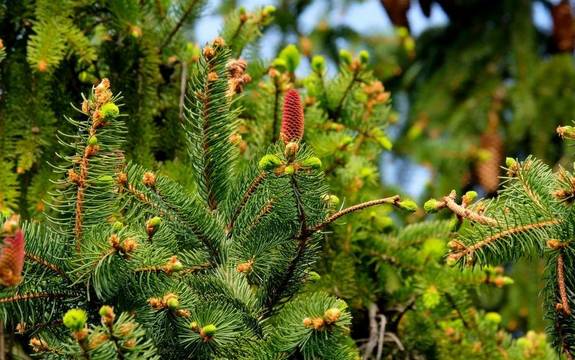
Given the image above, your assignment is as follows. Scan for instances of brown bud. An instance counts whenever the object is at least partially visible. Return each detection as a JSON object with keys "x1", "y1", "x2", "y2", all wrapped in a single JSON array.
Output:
[
  {"x1": 142, "y1": 172, "x2": 156, "y2": 187},
  {"x1": 448, "y1": 240, "x2": 466, "y2": 251},
  {"x1": 323, "y1": 308, "x2": 341, "y2": 324},
  {"x1": 547, "y1": 239, "x2": 564, "y2": 249},
  {"x1": 312, "y1": 317, "x2": 325, "y2": 330},
  {"x1": 122, "y1": 238, "x2": 138, "y2": 253},
  {"x1": 109, "y1": 234, "x2": 121, "y2": 249},
  {"x1": 29, "y1": 337, "x2": 49, "y2": 352},
  {"x1": 236, "y1": 259, "x2": 254, "y2": 273},
  {"x1": 303, "y1": 317, "x2": 313, "y2": 328},
  {"x1": 117, "y1": 172, "x2": 128, "y2": 185},
  {"x1": 207, "y1": 72, "x2": 219, "y2": 82},
  {"x1": 212, "y1": 37, "x2": 225, "y2": 47},
  {"x1": 203, "y1": 46, "x2": 215, "y2": 59}
]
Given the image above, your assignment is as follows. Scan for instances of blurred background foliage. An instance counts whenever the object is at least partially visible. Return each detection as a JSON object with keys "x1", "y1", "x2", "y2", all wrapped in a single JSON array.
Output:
[{"x1": 1, "y1": 0, "x2": 575, "y2": 358}]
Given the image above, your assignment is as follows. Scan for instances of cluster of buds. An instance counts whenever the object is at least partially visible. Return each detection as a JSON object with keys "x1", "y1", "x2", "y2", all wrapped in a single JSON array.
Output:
[
  {"x1": 0, "y1": 215, "x2": 25, "y2": 286},
  {"x1": 148, "y1": 293, "x2": 189, "y2": 317},
  {"x1": 226, "y1": 59, "x2": 251, "y2": 97},
  {"x1": 203, "y1": 37, "x2": 226, "y2": 61},
  {"x1": 109, "y1": 234, "x2": 138, "y2": 257},
  {"x1": 81, "y1": 78, "x2": 120, "y2": 129},
  {"x1": 151, "y1": 255, "x2": 184, "y2": 274},
  {"x1": 190, "y1": 322, "x2": 217, "y2": 342},
  {"x1": 362, "y1": 81, "x2": 391, "y2": 116},
  {"x1": 339, "y1": 49, "x2": 370, "y2": 72},
  {"x1": 302, "y1": 307, "x2": 342, "y2": 331},
  {"x1": 505, "y1": 157, "x2": 520, "y2": 177}
]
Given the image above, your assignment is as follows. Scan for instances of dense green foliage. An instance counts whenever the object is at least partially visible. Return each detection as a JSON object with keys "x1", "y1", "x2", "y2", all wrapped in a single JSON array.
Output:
[{"x1": 2, "y1": 0, "x2": 575, "y2": 358}]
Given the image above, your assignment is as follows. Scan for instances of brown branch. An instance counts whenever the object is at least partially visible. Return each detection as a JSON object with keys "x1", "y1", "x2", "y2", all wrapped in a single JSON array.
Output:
[
  {"x1": 25, "y1": 254, "x2": 69, "y2": 281},
  {"x1": 449, "y1": 219, "x2": 561, "y2": 261},
  {"x1": 247, "y1": 199, "x2": 275, "y2": 232},
  {"x1": 440, "y1": 191, "x2": 498, "y2": 226},
  {"x1": 135, "y1": 262, "x2": 210, "y2": 275},
  {"x1": 557, "y1": 253, "x2": 571, "y2": 315},
  {"x1": 178, "y1": 61, "x2": 188, "y2": 123},
  {"x1": 271, "y1": 78, "x2": 281, "y2": 143},
  {"x1": 0, "y1": 292, "x2": 69, "y2": 304},
  {"x1": 311, "y1": 196, "x2": 401, "y2": 232},
  {"x1": 227, "y1": 172, "x2": 266, "y2": 237}
]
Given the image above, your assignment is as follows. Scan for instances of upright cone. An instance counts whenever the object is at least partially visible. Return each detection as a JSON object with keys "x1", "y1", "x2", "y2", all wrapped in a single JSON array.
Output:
[{"x1": 280, "y1": 89, "x2": 305, "y2": 144}]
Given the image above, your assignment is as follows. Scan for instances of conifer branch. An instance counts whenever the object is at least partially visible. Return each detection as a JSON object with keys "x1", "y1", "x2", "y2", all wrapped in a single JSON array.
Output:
[
  {"x1": 227, "y1": 172, "x2": 266, "y2": 236},
  {"x1": 331, "y1": 69, "x2": 360, "y2": 121},
  {"x1": 160, "y1": 0, "x2": 200, "y2": 52},
  {"x1": 311, "y1": 196, "x2": 401, "y2": 232},
  {"x1": 449, "y1": 219, "x2": 561, "y2": 261},
  {"x1": 25, "y1": 253, "x2": 70, "y2": 281},
  {"x1": 557, "y1": 253, "x2": 571, "y2": 315}
]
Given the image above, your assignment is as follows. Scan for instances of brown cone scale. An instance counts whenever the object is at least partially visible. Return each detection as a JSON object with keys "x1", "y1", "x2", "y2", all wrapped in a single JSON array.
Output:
[{"x1": 280, "y1": 89, "x2": 305, "y2": 144}]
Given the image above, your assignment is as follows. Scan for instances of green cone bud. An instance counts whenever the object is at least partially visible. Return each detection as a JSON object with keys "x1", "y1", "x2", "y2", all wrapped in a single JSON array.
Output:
[
  {"x1": 339, "y1": 49, "x2": 352, "y2": 65},
  {"x1": 271, "y1": 58, "x2": 287, "y2": 72},
  {"x1": 63, "y1": 308, "x2": 88, "y2": 331},
  {"x1": 322, "y1": 194, "x2": 340, "y2": 206},
  {"x1": 398, "y1": 199, "x2": 417, "y2": 212},
  {"x1": 278, "y1": 44, "x2": 300, "y2": 73},
  {"x1": 485, "y1": 312, "x2": 502, "y2": 324},
  {"x1": 202, "y1": 324, "x2": 217, "y2": 337},
  {"x1": 99, "y1": 305, "x2": 113, "y2": 317},
  {"x1": 311, "y1": 55, "x2": 326, "y2": 74},
  {"x1": 505, "y1": 157, "x2": 516, "y2": 168},
  {"x1": 147, "y1": 216, "x2": 162, "y2": 227},
  {"x1": 301, "y1": 157, "x2": 322, "y2": 170},
  {"x1": 101, "y1": 103, "x2": 120, "y2": 119},
  {"x1": 358, "y1": 50, "x2": 369, "y2": 65},
  {"x1": 284, "y1": 165, "x2": 295, "y2": 175},
  {"x1": 166, "y1": 297, "x2": 179, "y2": 310},
  {"x1": 463, "y1": 191, "x2": 478, "y2": 203},
  {"x1": 262, "y1": 5, "x2": 276, "y2": 16},
  {"x1": 88, "y1": 136, "x2": 98, "y2": 146},
  {"x1": 258, "y1": 154, "x2": 282, "y2": 171},
  {"x1": 308, "y1": 271, "x2": 321, "y2": 281},
  {"x1": 423, "y1": 198, "x2": 441, "y2": 213},
  {"x1": 190, "y1": 321, "x2": 199, "y2": 331},
  {"x1": 112, "y1": 221, "x2": 124, "y2": 231}
]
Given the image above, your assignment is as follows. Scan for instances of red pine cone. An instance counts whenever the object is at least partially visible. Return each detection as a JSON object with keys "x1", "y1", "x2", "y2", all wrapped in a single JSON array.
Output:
[
  {"x1": 280, "y1": 89, "x2": 305, "y2": 144},
  {"x1": 0, "y1": 229, "x2": 25, "y2": 286}
]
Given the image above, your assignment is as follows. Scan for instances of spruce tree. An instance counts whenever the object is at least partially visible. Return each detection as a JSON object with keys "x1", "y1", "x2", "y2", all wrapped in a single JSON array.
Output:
[{"x1": 0, "y1": 38, "x2": 419, "y2": 359}]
